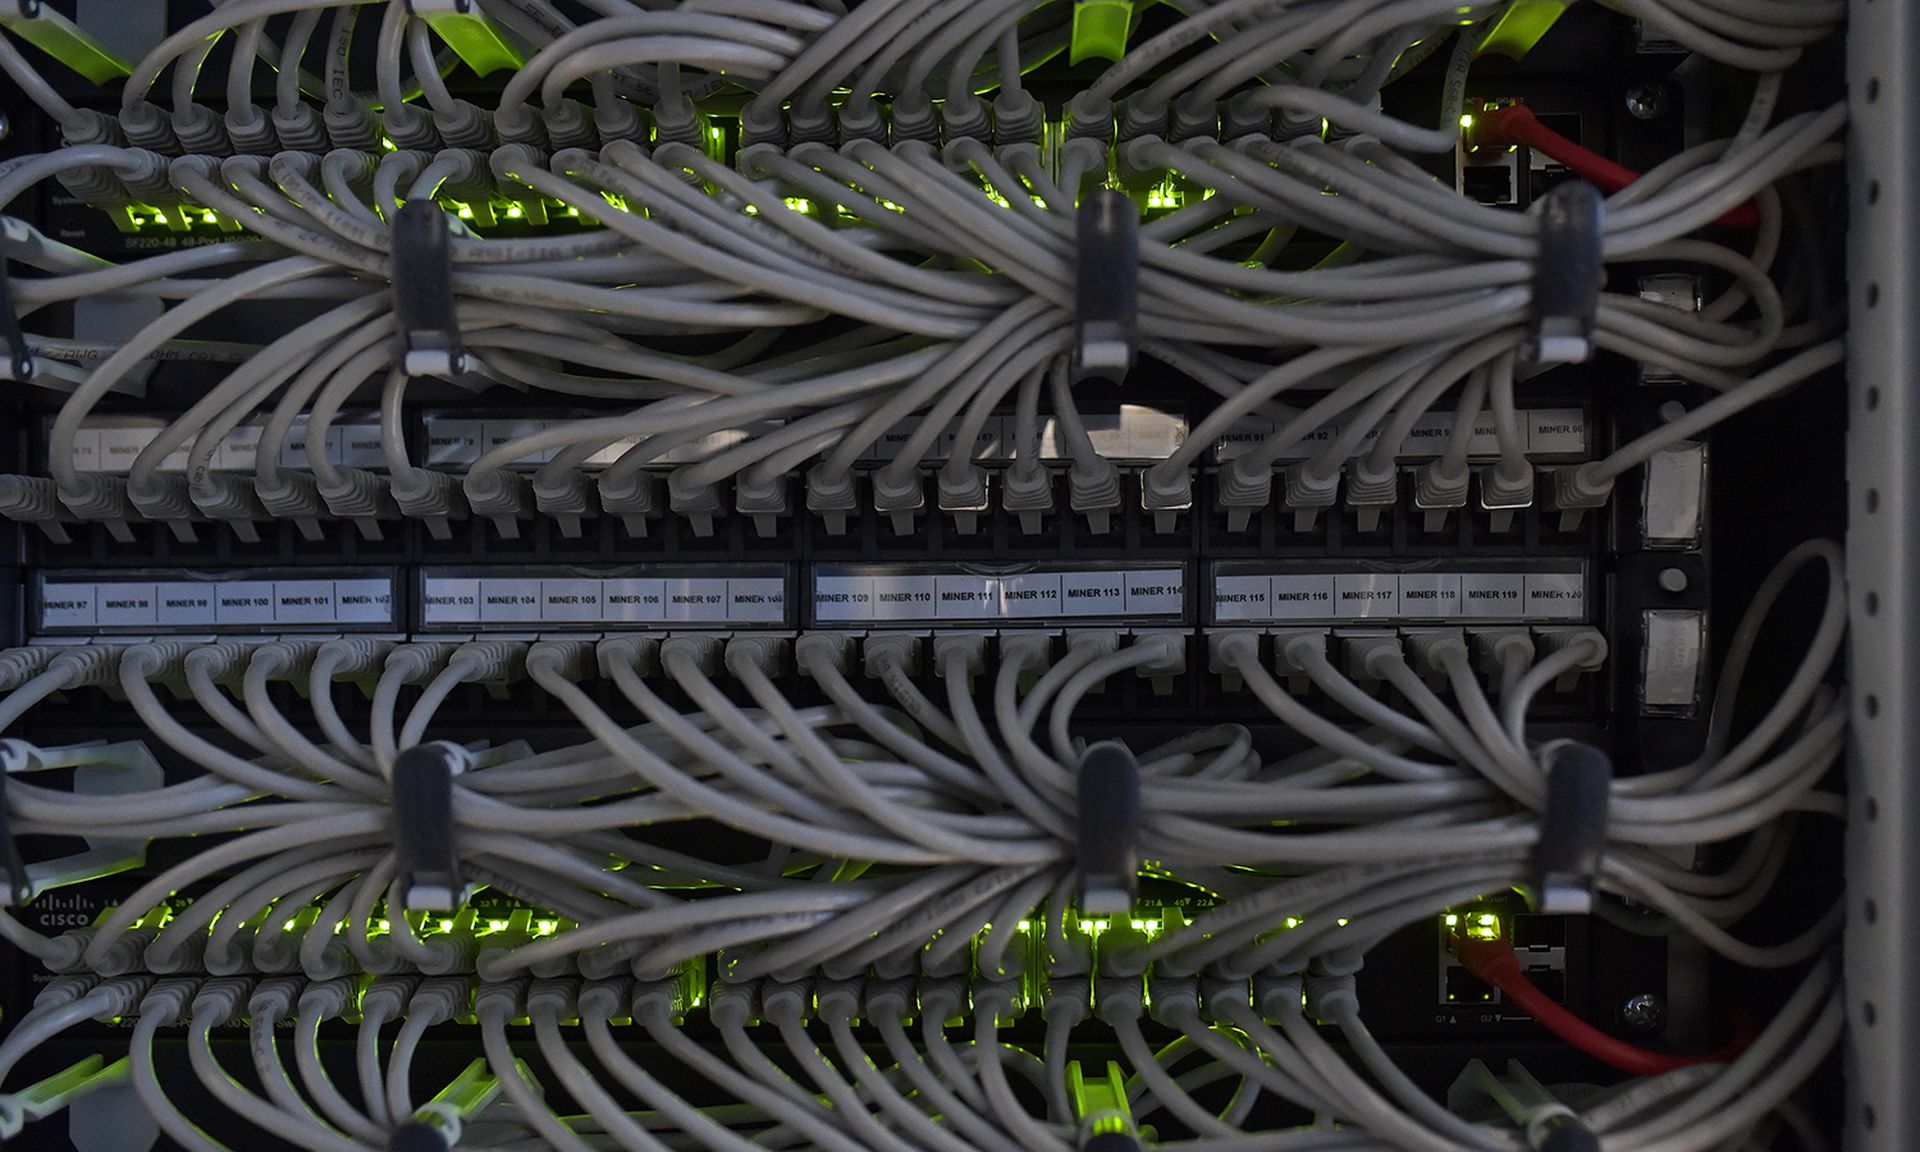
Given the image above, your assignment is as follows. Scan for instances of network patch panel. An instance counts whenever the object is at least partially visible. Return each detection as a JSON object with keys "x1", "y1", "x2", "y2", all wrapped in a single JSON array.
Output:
[{"x1": 0, "y1": 1, "x2": 1861, "y2": 1151}]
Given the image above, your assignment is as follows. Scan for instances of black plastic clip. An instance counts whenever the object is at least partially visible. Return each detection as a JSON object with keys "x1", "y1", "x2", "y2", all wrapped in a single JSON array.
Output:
[
  {"x1": 1077, "y1": 740, "x2": 1140, "y2": 914},
  {"x1": 392, "y1": 200, "x2": 465, "y2": 379},
  {"x1": 1525, "y1": 181, "x2": 1604, "y2": 367},
  {"x1": 1525, "y1": 740, "x2": 1612, "y2": 915},
  {"x1": 392, "y1": 741, "x2": 470, "y2": 912},
  {"x1": 389, "y1": 1121, "x2": 450, "y2": 1152},
  {"x1": 0, "y1": 260, "x2": 32, "y2": 381},
  {"x1": 1073, "y1": 189, "x2": 1139, "y2": 384}
]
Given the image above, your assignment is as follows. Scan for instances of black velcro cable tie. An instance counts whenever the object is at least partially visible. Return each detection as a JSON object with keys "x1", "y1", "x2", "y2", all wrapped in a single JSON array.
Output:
[
  {"x1": 0, "y1": 259, "x2": 32, "y2": 381},
  {"x1": 1077, "y1": 740, "x2": 1140, "y2": 915},
  {"x1": 1526, "y1": 739, "x2": 1613, "y2": 915},
  {"x1": 392, "y1": 200, "x2": 465, "y2": 379},
  {"x1": 1073, "y1": 189, "x2": 1140, "y2": 385},
  {"x1": 392, "y1": 741, "x2": 467, "y2": 913},
  {"x1": 1525, "y1": 180, "x2": 1605, "y2": 367},
  {"x1": 389, "y1": 1121, "x2": 451, "y2": 1152},
  {"x1": 0, "y1": 743, "x2": 31, "y2": 906}
]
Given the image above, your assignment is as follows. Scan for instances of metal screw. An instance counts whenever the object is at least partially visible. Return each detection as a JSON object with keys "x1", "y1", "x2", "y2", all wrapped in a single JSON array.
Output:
[
  {"x1": 1657, "y1": 568, "x2": 1688, "y2": 594},
  {"x1": 1625, "y1": 84, "x2": 1670, "y2": 121},
  {"x1": 1621, "y1": 992, "x2": 1666, "y2": 1034}
]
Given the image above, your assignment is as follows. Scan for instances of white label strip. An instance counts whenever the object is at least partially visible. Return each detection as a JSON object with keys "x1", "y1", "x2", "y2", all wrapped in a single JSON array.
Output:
[
  {"x1": 39, "y1": 577, "x2": 395, "y2": 631},
  {"x1": 420, "y1": 574, "x2": 789, "y2": 627},
  {"x1": 1214, "y1": 407, "x2": 1588, "y2": 462},
  {"x1": 1211, "y1": 569, "x2": 1586, "y2": 623},
  {"x1": 812, "y1": 568, "x2": 1185, "y2": 623},
  {"x1": 70, "y1": 418, "x2": 382, "y2": 474}
]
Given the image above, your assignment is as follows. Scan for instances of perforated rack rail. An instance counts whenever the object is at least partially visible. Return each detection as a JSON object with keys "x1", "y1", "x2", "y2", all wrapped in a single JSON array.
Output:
[{"x1": 1844, "y1": 0, "x2": 1910, "y2": 1147}]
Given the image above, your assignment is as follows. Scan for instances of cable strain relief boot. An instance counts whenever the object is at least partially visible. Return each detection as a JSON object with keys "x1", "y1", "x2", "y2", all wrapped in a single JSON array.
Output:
[
  {"x1": 268, "y1": 147, "x2": 319, "y2": 187},
  {"x1": 734, "y1": 469, "x2": 787, "y2": 539},
  {"x1": 1550, "y1": 464, "x2": 1612, "y2": 532},
  {"x1": 888, "y1": 92, "x2": 938, "y2": 144},
  {"x1": 272, "y1": 103, "x2": 330, "y2": 152},
  {"x1": 596, "y1": 471, "x2": 660, "y2": 539},
  {"x1": 1276, "y1": 106, "x2": 1323, "y2": 141},
  {"x1": 112, "y1": 148, "x2": 173, "y2": 203},
  {"x1": 940, "y1": 95, "x2": 991, "y2": 144},
  {"x1": 1405, "y1": 628, "x2": 1468, "y2": 688},
  {"x1": 188, "y1": 471, "x2": 264, "y2": 541},
  {"x1": 125, "y1": 472, "x2": 199, "y2": 543},
  {"x1": 119, "y1": 103, "x2": 180, "y2": 153},
  {"x1": 1114, "y1": 133, "x2": 1165, "y2": 190},
  {"x1": 930, "y1": 633, "x2": 989, "y2": 695},
  {"x1": 1535, "y1": 627, "x2": 1609, "y2": 691},
  {"x1": 383, "y1": 102, "x2": 440, "y2": 151},
  {"x1": 1221, "y1": 92, "x2": 1272, "y2": 141},
  {"x1": 997, "y1": 633, "x2": 1054, "y2": 694},
  {"x1": 1118, "y1": 93, "x2": 1171, "y2": 146},
  {"x1": 1131, "y1": 631, "x2": 1188, "y2": 696},
  {"x1": 597, "y1": 634, "x2": 660, "y2": 680},
  {"x1": 55, "y1": 474, "x2": 135, "y2": 542},
  {"x1": 254, "y1": 468, "x2": 327, "y2": 540},
  {"x1": 491, "y1": 147, "x2": 552, "y2": 224},
  {"x1": 1282, "y1": 462, "x2": 1341, "y2": 533},
  {"x1": 225, "y1": 106, "x2": 280, "y2": 155},
  {"x1": 1170, "y1": 93, "x2": 1219, "y2": 144},
  {"x1": 195, "y1": 932, "x2": 251, "y2": 976},
  {"x1": 323, "y1": 97, "x2": 380, "y2": 151},
  {"x1": 993, "y1": 91, "x2": 1043, "y2": 145},
  {"x1": 132, "y1": 979, "x2": 197, "y2": 1032},
  {"x1": 666, "y1": 468, "x2": 724, "y2": 538},
  {"x1": 529, "y1": 470, "x2": 594, "y2": 540},
  {"x1": 1344, "y1": 456, "x2": 1398, "y2": 534},
  {"x1": 316, "y1": 466, "x2": 395, "y2": 541},
  {"x1": 738, "y1": 101, "x2": 786, "y2": 151},
  {"x1": 863, "y1": 633, "x2": 921, "y2": 681},
  {"x1": 323, "y1": 146, "x2": 378, "y2": 201},
  {"x1": 488, "y1": 103, "x2": 543, "y2": 150},
  {"x1": 1214, "y1": 458, "x2": 1274, "y2": 533},
  {"x1": 389, "y1": 465, "x2": 468, "y2": 538},
  {"x1": 594, "y1": 97, "x2": 648, "y2": 145},
  {"x1": 724, "y1": 635, "x2": 789, "y2": 682},
  {"x1": 1069, "y1": 458, "x2": 1122, "y2": 535},
  {"x1": 1479, "y1": 463, "x2": 1536, "y2": 534},
  {"x1": 836, "y1": 97, "x2": 885, "y2": 144},
  {"x1": 435, "y1": 100, "x2": 497, "y2": 152},
  {"x1": 0, "y1": 648, "x2": 55, "y2": 691},
  {"x1": 651, "y1": 95, "x2": 706, "y2": 154},
  {"x1": 787, "y1": 104, "x2": 835, "y2": 146},
  {"x1": 871, "y1": 467, "x2": 924, "y2": 536},
  {"x1": 805, "y1": 464, "x2": 857, "y2": 536},
  {"x1": 1065, "y1": 92, "x2": 1113, "y2": 144},
  {"x1": 1139, "y1": 463, "x2": 1193, "y2": 534},
  {"x1": 1413, "y1": 459, "x2": 1470, "y2": 532},
  {"x1": 171, "y1": 104, "x2": 230, "y2": 154},
  {"x1": 1001, "y1": 461, "x2": 1054, "y2": 535},
  {"x1": 793, "y1": 632, "x2": 856, "y2": 683},
  {"x1": 0, "y1": 474, "x2": 73, "y2": 542},
  {"x1": 49, "y1": 646, "x2": 127, "y2": 696},
  {"x1": 937, "y1": 464, "x2": 990, "y2": 535},
  {"x1": 535, "y1": 98, "x2": 591, "y2": 150},
  {"x1": 462, "y1": 469, "x2": 530, "y2": 539}
]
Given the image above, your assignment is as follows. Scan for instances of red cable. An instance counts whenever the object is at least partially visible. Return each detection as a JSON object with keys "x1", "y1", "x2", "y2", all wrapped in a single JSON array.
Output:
[
  {"x1": 1453, "y1": 934, "x2": 1743, "y2": 1077},
  {"x1": 1470, "y1": 102, "x2": 1761, "y2": 232}
]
